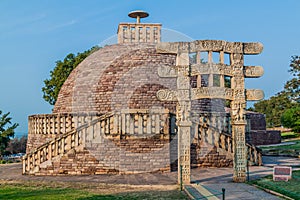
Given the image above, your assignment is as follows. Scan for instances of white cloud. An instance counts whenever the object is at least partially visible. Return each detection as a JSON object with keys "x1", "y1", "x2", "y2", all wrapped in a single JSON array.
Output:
[{"x1": 46, "y1": 20, "x2": 77, "y2": 32}]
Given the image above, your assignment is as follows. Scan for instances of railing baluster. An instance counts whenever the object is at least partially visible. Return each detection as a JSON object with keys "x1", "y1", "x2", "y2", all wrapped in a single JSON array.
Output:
[
  {"x1": 105, "y1": 117, "x2": 110, "y2": 135},
  {"x1": 129, "y1": 114, "x2": 134, "y2": 135},
  {"x1": 47, "y1": 145, "x2": 51, "y2": 160},
  {"x1": 61, "y1": 138, "x2": 65, "y2": 154},
  {"x1": 155, "y1": 114, "x2": 160, "y2": 134},
  {"x1": 147, "y1": 114, "x2": 151, "y2": 134},
  {"x1": 22, "y1": 157, "x2": 26, "y2": 174},
  {"x1": 75, "y1": 131, "x2": 78, "y2": 146},
  {"x1": 125, "y1": 114, "x2": 129, "y2": 134},
  {"x1": 27, "y1": 156, "x2": 30, "y2": 172}
]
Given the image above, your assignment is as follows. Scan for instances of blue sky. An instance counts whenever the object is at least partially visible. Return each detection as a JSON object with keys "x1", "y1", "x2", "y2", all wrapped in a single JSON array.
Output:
[{"x1": 1, "y1": 0, "x2": 300, "y2": 133}]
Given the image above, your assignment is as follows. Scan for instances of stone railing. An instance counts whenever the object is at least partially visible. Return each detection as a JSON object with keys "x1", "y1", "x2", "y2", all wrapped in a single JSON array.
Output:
[
  {"x1": 24, "y1": 109, "x2": 261, "y2": 174},
  {"x1": 28, "y1": 113, "x2": 102, "y2": 135},
  {"x1": 219, "y1": 132, "x2": 233, "y2": 154},
  {"x1": 111, "y1": 109, "x2": 170, "y2": 138},
  {"x1": 220, "y1": 133, "x2": 262, "y2": 166},
  {"x1": 246, "y1": 144, "x2": 262, "y2": 165},
  {"x1": 23, "y1": 109, "x2": 171, "y2": 174},
  {"x1": 118, "y1": 23, "x2": 161, "y2": 44},
  {"x1": 28, "y1": 109, "x2": 170, "y2": 136},
  {"x1": 23, "y1": 112, "x2": 114, "y2": 174},
  {"x1": 193, "y1": 114, "x2": 262, "y2": 166}
]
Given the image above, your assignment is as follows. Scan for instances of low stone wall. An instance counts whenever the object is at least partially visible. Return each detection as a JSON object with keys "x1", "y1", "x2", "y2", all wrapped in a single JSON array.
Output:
[
  {"x1": 246, "y1": 112, "x2": 266, "y2": 131},
  {"x1": 38, "y1": 138, "x2": 171, "y2": 175},
  {"x1": 26, "y1": 133, "x2": 57, "y2": 154},
  {"x1": 37, "y1": 137, "x2": 234, "y2": 175},
  {"x1": 191, "y1": 144, "x2": 233, "y2": 168},
  {"x1": 247, "y1": 130, "x2": 281, "y2": 146}
]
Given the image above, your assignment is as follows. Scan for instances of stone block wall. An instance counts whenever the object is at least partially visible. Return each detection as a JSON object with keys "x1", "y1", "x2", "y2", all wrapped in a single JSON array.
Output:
[
  {"x1": 191, "y1": 144, "x2": 233, "y2": 168},
  {"x1": 246, "y1": 112, "x2": 266, "y2": 131},
  {"x1": 26, "y1": 133, "x2": 57, "y2": 154},
  {"x1": 53, "y1": 43, "x2": 227, "y2": 116},
  {"x1": 245, "y1": 112, "x2": 281, "y2": 146},
  {"x1": 247, "y1": 130, "x2": 281, "y2": 146},
  {"x1": 38, "y1": 148, "x2": 111, "y2": 175},
  {"x1": 118, "y1": 139, "x2": 170, "y2": 173},
  {"x1": 38, "y1": 137, "x2": 171, "y2": 175},
  {"x1": 53, "y1": 44, "x2": 178, "y2": 114}
]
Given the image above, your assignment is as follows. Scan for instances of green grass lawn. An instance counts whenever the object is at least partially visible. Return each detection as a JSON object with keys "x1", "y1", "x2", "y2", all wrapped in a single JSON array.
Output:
[
  {"x1": 281, "y1": 132, "x2": 300, "y2": 140},
  {"x1": 259, "y1": 139, "x2": 300, "y2": 157},
  {"x1": 260, "y1": 140, "x2": 300, "y2": 150},
  {"x1": 0, "y1": 182, "x2": 188, "y2": 200},
  {"x1": 249, "y1": 170, "x2": 300, "y2": 200}
]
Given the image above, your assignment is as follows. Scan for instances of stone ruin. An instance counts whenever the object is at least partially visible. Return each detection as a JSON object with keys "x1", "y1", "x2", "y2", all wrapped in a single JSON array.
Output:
[{"x1": 23, "y1": 11, "x2": 278, "y2": 183}]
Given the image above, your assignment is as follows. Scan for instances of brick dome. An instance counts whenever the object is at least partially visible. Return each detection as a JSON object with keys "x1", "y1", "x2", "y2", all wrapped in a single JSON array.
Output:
[{"x1": 53, "y1": 43, "x2": 178, "y2": 114}]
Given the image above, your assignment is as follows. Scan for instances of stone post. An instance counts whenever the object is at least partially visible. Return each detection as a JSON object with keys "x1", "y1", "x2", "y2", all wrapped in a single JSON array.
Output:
[
  {"x1": 176, "y1": 51, "x2": 192, "y2": 184},
  {"x1": 231, "y1": 52, "x2": 247, "y2": 182}
]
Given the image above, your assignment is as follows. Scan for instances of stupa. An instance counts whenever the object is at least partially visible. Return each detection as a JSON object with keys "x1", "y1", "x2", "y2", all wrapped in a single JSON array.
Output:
[{"x1": 23, "y1": 11, "x2": 274, "y2": 183}]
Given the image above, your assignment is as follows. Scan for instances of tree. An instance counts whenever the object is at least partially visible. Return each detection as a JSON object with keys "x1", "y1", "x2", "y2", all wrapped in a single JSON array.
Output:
[
  {"x1": 284, "y1": 55, "x2": 300, "y2": 103},
  {"x1": 42, "y1": 46, "x2": 100, "y2": 105},
  {"x1": 281, "y1": 106, "x2": 300, "y2": 133},
  {"x1": 252, "y1": 55, "x2": 300, "y2": 128},
  {"x1": 0, "y1": 111, "x2": 18, "y2": 157},
  {"x1": 253, "y1": 92, "x2": 295, "y2": 127},
  {"x1": 6, "y1": 136, "x2": 27, "y2": 154}
]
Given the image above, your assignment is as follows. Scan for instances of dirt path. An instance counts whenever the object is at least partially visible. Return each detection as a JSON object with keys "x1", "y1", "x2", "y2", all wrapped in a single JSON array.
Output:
[
  {"x1": 0, "y1": 163, "x2": 177, "y2": 185},
  {"x1": 0, "y1": 163, "x2": 179, "y2": 194},
  {"x1": 1, "y1": 156, "x2": 299, "y2": 197}
]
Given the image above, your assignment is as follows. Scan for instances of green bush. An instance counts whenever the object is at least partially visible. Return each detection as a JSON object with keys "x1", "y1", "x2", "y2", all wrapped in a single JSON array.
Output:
[
  {"x1": 281, "y1": 106, "x2": 300, "y2": 133},
  {"x1": 0, "y1": 160, "x2": 6, "y2": 164}
]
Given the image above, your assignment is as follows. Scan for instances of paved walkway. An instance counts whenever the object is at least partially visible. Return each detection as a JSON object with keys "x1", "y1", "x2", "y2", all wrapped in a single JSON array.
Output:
[
  {"x1": 1, "y1": 156, "x2": 300, "y2": 199},
  {"x1": 189, "y1": 156, "x2": 300, "y2": 199}
]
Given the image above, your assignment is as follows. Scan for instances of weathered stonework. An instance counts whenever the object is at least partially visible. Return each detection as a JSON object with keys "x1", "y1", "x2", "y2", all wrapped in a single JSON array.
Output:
[
  {"x1": 118, "y1": 23, "x2": 161, "y2": 44},
  {"x1": 36, "y1": 138, "x2": 171, "y2": 176},
  {"x1": 245, "y1": 112, "x2": 281, "y2": 146},
  {"x1": 53, "y1": 44, "x2": 177, "y2": 114},
  {"x1": 24, "y1": 13, "x2": 265, "y2": 184}
]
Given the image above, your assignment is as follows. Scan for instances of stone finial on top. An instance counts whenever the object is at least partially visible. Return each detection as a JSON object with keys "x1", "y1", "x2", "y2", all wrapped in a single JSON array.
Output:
[
  {"x1": 128, "y1": 10, "x2": 149, "y2": 23},
  {"x1": 118, "y1": 10, "x2": 161, "y2": 44}
]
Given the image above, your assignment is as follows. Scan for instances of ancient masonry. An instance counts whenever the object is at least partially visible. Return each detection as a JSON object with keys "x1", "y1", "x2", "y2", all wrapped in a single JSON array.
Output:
[{"x1": 24, "y1": 11, "x2": 275, "y2": 184}]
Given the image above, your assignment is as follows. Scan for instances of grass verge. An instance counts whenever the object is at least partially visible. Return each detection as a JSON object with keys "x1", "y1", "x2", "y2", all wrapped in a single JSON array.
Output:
[
  {"x1": 260, "y1": 140, "x2": 300, "y2": 150},
  {"x1": 259, "y1": 139, "x2": 300, "y2": 157},
  {"x1": 249, "y1": 170, "x2": 300, "y2": 200},
  {"x1": 281, "y1": 132, "x2": 300, "y2": 140},
  {"x1": 0, "y1": 181, "x2": 188, "y2": 200}
]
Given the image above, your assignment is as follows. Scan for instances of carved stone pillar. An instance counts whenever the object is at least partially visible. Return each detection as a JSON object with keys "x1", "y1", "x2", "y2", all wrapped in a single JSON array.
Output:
[
  {"x1": 231, "y1": 53, "x2": 247, "y2": 182},
  {"x1": 176, "y1": 52, "x2": 191, "y2": 184}
]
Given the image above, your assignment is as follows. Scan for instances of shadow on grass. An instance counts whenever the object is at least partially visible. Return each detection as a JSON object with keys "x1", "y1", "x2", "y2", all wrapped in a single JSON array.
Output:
[{"x1": 0, "y1": 185, "x2": 188, "y2": 200}]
